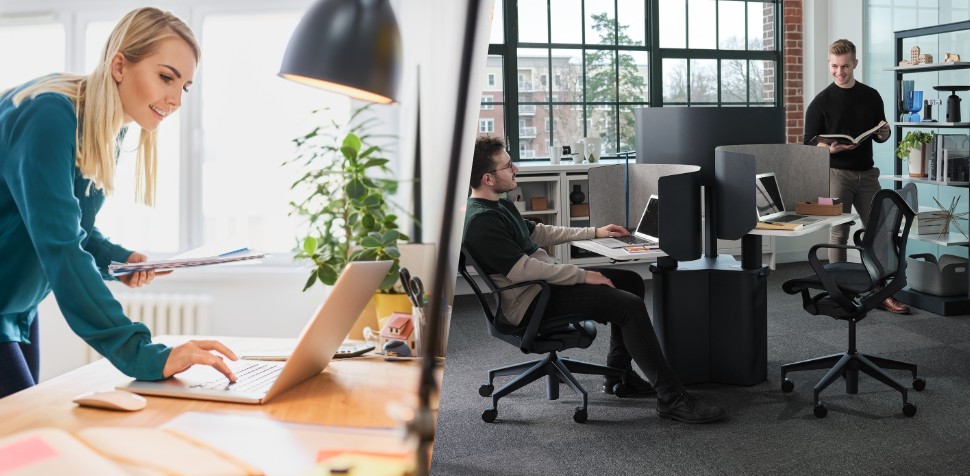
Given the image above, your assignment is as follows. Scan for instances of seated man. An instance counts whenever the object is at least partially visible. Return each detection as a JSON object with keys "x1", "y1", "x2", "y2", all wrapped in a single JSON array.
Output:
[{"x1": 462, "y1": 136, "x2": 725, "y2": 424}]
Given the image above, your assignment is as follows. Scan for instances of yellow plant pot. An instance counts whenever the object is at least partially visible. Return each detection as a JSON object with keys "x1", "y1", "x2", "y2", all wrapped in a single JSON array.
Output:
[
  {"x1": 348, "y1": 294, "x2": 379, "y2": 340},
  {"x1": 374, "y1": 293, "x2": 414, "y2": 330}
]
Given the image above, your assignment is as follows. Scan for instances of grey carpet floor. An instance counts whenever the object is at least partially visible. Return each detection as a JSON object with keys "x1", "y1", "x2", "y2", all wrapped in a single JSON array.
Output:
[{"x1": 431, "y1": 262, "x2": 970, "y2": 475}]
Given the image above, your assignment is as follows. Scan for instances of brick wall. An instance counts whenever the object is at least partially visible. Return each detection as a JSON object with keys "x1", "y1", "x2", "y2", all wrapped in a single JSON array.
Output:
[{"x1": 783, "y1": 1, "x2": 803, "y2": 144}]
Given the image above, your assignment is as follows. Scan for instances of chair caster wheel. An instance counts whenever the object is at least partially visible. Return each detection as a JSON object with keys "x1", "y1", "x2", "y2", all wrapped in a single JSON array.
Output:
[
  {"x1": 781, "y1": 379, "x2": 794, "y2": 393},
  {"x1": 903, "y1": 403, "x2": 917, "y2": 417},
  {"x1": 913, "y1": 378, "x2": 926, "y2": 391},
  {"x1": 573, "y1": 409, "x2": 588, "y2": 423},
  {"x1": 479, "y1": 384, "x2": 494, "y2": 397},
  {"x1": 482, "y1": 409, "x2": 497, "y2": 423},
  {"x1": 611, "y1": 383, "x2": 630, "y2": 398},
  {"x1": 814, "y1": 403, "x2": 828, "y2": 418}
]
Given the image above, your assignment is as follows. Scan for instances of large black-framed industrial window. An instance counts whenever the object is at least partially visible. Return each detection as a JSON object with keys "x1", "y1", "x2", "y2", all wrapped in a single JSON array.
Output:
[{"x1": 478, "y1": 0, "x2": 783, "y2": 162}]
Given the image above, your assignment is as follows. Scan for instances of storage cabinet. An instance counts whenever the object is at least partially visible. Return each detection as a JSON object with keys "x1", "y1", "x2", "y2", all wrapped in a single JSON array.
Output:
[{"x1": 886, "y1": 21, "x2": 970, "y2": 315}]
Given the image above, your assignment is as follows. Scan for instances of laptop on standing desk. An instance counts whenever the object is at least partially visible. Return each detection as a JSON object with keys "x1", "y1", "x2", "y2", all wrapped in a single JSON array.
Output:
[
  {"x1": 117, "y1": 260, "x2": 392, "y2": 404},
  {"x1": 755, "y1": 173, "x2": 823, "y2": 229},
  {"x1": 591, "y1": 194, "x2": 661, "y2": 249}
]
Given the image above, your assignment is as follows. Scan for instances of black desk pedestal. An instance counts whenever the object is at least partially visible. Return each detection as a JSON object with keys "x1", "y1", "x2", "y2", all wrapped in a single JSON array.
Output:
[{"x1": 650, "y1": 255, "x2": 769, "y2": 386}]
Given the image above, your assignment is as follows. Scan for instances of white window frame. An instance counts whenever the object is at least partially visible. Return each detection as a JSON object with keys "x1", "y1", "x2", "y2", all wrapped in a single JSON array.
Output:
[
  {"x1": 481, "y1": 94, "x2": 494, "y2": 110},
  {"x1": 479, "y1": 118, "x2": 494, "y2": 133}
]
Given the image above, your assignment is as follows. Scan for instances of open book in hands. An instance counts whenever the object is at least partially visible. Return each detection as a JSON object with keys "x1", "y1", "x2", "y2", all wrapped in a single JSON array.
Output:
[{"x1": 816, "y1": 121, "x2": 887, "y2": 145}]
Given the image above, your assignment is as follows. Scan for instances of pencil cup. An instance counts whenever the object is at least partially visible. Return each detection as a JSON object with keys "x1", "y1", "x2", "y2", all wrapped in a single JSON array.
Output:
[{"x1": 411, "y1": 304, "x2": 452, "y2": 358}]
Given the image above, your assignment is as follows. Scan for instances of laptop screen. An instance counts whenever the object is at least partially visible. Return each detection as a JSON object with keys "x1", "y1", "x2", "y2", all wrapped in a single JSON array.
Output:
[
  {"x1": 634, "y1": 195, "x2": 660, "y2": 240},
  {"x1": 755, "y1": 173, "x2": 786, "y2": 221}
]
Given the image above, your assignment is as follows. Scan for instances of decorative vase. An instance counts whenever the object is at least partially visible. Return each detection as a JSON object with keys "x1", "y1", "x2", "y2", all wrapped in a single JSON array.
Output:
[
  {"x1": 908, "y1": 145, "x2": 927, "y2": 177},
  {"x1": 570, "y1": 184, "x2": 586, "y2": 204}
]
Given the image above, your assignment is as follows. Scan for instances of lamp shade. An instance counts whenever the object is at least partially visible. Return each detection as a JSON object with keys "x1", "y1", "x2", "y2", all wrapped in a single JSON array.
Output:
[{"x1": 279, "y1": 0, "x2": 402, "y2": 103}]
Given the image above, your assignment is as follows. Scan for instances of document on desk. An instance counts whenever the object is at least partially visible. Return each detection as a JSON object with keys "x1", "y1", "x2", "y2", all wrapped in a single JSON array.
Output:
[
  {"x1": 108, "y1": 245, "x2": 266, "y2": 276},
  {"x1": 162, "y1": 412, "x2": 411, "y2": 475},
  {"x1": 75, "y1": 427, "x2": 262, "y2": 475}
]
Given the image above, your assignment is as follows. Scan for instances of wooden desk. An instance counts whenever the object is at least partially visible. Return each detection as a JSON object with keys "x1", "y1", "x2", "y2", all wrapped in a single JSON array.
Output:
[{"x1": 0, "y1": 337, "x2": 435, "y2": 473}]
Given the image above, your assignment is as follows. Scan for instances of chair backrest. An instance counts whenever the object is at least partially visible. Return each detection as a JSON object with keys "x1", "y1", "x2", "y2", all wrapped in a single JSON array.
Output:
[
  {"x1": 858, "y1": 184, "x2": 917, "y2": 296},
  {"x1": 459, "y1": 245, "x2": 595, "y2": 355},
  {"x1": 457, "y1": 246, "x2": 530, "y2": 346}
]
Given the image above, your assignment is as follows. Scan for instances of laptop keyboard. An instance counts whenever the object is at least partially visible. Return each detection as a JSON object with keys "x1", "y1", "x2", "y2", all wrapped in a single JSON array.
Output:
[
  {"x1": 191, "y1": 361, "x2": 282, "y2": 393},
  {"x1": 613, "y1": 235, "x2": 657, "y2": 246},
  {"x1": 770, "y1": 214, "x2": 808, "y2": 223}
]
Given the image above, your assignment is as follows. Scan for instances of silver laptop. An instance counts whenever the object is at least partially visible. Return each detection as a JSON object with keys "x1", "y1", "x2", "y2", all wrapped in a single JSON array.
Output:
[
  {"x1": 755, "y1": 173, "x2": 822, "y2": 228},
  {"x1": 117, "y1": 260, "x2": 392, "y2": 404},
  {"x1": 592, "y1": 195, "x2": 660, "y2": 248}
]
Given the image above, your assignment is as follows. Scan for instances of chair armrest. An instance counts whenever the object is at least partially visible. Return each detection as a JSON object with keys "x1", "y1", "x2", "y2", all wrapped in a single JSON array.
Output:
[
  {"x1": 806, "y1": 243, "x2": 865, "y2": 311},
  {"x1": 497, "y1": 280, "x2": 552, "y2": 353}
]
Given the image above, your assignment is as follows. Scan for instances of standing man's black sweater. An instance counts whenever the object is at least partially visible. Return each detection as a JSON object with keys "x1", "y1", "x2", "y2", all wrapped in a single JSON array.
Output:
[{"x1": 803, "y1": 81, "x2": 888, "y2": 171}]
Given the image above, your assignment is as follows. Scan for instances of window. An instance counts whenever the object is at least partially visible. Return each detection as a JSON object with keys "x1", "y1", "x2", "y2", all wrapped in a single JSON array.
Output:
[
  {"x1": 480, "y1": 118, "x2": 495, "y2": 133},
  {"x1": 0, "y1": 23, "x2": 65, "y2": 91},
  {"x1": 199, "y1": 12, "x2": 351, "y2": 252},
  {"x1": 481, "y1": 95, "x2": 494, "y2": 110},
  {"x1": 497, "y1": 0, "x2": 781, "y2": 161},
  {"x1": 487, "y1": 73, "x2": 496, "y2": 86}
]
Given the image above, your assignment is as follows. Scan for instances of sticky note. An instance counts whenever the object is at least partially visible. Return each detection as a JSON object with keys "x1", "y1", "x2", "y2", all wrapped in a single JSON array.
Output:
[
  {"x1": 0, "y1": 435, "x2": 59, "y2": 472},
  {"x1": 818, "y1": 197, "x2": 834, "y2": 205}
]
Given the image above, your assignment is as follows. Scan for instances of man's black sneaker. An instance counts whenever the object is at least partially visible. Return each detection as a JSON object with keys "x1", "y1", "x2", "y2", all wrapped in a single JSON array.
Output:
[
  {"x1": 657, "y1": 392, "x2": 726, "y2": 423},
  {"x1": 603, "y1": 370, "x2": 657, "y2": 397}
]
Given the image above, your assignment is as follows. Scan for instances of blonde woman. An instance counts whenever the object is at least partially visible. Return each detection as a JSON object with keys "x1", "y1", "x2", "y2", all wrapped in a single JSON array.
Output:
[{"x1": 0, "y1": 7, "x2": 237, "y2": 398}]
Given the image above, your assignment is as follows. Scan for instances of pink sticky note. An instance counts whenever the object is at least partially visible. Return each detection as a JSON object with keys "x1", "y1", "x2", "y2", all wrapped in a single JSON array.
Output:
[
  {"x1": 818, "y1": 197, "x2": 834, "y2": 205},
  {"x1": 0, "y1": 435, "x2": 59, "y2": 473}
]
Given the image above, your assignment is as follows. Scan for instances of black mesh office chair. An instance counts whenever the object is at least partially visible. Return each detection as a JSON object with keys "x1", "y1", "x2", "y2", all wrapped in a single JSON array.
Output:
[
  {"x1": 458, "y1": 246, "x2": 625, "y2": 423},
  {"x1": 780, "y1": 184, "x2": 925, "y2": 418}
]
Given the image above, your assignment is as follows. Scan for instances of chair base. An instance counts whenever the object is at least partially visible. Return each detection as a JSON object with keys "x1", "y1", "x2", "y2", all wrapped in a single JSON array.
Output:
[
  {"x1": 479, "y1": 351, "x2": 624, "y2": 423},
  {"x1": 780, "y1": 350, "x2": 924, "y2": 417}
]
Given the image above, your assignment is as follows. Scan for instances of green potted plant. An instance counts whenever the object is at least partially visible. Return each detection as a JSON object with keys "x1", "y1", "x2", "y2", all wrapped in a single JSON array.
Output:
[
  {"x1": 896, "y1": 130, "x2": 934, "y2": 177},
  {"x1": 286, "y1": 106, "x2": 407, "y2": 293}
]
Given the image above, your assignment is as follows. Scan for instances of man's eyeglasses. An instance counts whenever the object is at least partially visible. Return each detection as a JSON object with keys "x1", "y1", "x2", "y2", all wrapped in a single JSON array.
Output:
[{"x1": 488, "y1": 161, "x2": 514, "y2": 174}]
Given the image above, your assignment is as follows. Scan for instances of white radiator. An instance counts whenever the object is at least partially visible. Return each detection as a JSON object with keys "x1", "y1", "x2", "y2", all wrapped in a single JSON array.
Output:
[{"x1": 86, "y1": 293, "x2": 212, "y2": 363}]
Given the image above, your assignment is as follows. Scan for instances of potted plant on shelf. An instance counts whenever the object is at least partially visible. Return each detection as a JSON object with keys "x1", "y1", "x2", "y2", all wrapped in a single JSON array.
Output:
[
  {"x1": 896, "y1": 130, "x2": 934, "y2": 177},
  {"x1": 287, "y1": 106, "x2": 412, "y2": 335}
]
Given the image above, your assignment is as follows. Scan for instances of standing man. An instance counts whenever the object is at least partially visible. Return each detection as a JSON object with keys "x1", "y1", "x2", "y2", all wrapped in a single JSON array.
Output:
[
  {"x1": 462, "y1": 136, "x2": 726, "y2": 423},
  {"x1": 804, "y1": 38, "x2": 909, "y2": 314}
]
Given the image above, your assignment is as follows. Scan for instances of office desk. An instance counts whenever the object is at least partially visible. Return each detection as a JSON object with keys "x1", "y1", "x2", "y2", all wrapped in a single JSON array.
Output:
[
  {"x1": 744, "y1": 213, "x2": 858, "y2": 269},
  {"x1": 570, "y1": 239, "x2": 664, "y2": 262},
  {"x1": 0, "y1": 336, "x2": 434, "y2": 473}
]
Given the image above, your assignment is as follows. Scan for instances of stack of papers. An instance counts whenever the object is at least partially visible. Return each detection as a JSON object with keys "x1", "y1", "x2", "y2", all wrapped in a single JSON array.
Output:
[{"x1": 108, "y1": 247, "x2": 266, "y2": 276}]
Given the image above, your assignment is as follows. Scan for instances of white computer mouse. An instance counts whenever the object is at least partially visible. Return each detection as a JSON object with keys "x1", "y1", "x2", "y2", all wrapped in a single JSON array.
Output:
[{"x1": 73, "y1": 390, "x2": 147, "y2": 412}]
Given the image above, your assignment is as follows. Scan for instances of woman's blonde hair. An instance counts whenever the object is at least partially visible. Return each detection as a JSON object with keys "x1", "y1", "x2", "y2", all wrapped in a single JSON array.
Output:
[{"x1": 13, "y1": 7, "x2": 199, "y2": 205}]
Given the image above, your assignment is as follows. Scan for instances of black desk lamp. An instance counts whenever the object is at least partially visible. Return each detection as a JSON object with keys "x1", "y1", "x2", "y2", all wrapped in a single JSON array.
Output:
[
  {"x1": 279, "y1": 0, "x2": 402, "y2": 103},
  {"x1": 280, "y1": 1, "x2": 482, "y2": 474}
]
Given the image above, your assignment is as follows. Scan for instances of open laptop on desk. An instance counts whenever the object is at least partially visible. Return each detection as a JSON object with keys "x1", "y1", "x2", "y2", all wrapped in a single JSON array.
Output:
[
  {"x1": 755, "y1": 173, "x2": 823, "y2": 229},
  {"x1": 591, "y1": 195, "x2": 660, "y2": 249},
  {"x1": 117, "y1": 260, "x2": 392, "y2": 404}
]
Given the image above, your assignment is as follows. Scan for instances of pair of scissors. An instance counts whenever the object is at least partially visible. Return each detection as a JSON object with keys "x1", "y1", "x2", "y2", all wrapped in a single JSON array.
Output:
[
  {"x1": 408, "y1": 276, "x2": 426, "y2": 306},
  {"x1": 399, "y1": 268, "x2": 423, "y2": 307}
]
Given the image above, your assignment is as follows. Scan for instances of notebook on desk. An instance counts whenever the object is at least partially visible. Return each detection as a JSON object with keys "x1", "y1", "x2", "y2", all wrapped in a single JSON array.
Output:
[
  {"x1": 755, "y1": 173, "x2": 822, "y2": 229},
  {"x1": 591, "y1": 194, "x2": 660, "y2": 249},
  {"x1": 117, "y1": 260, "x2": 392, "y2": 404}
]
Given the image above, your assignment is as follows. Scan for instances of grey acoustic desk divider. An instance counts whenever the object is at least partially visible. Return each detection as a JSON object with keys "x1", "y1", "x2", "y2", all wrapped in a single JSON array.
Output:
[
  {"x1": 588, "y1": 163, "x2": 702, "y2": 263},
  {"x1": 715, "y1": 144, "x2": 831, "y2": 269}
]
